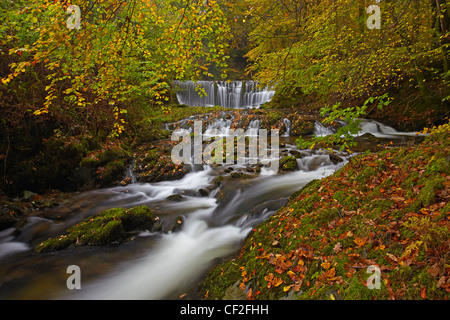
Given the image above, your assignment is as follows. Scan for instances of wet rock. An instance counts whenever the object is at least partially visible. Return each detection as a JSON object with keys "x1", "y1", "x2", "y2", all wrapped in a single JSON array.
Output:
[
  {"x1": 230, "y1": 172, "x2": 250, "y2": 179},
  {"x1": 0, "y1": 206, "x2": 18, "y2": 231},
  {"x1": 280, "y1": 156, "x2": 298, "y2": 171},
  {"x1": 329, "y1": 154, "x2": 344, "y2": 165},
  {"x1": 35, "y1": 205, "x2": 156, "y2": 252},
  {"x1": 223, "y1": 281, "x2": 247, "y2": 300},
  {"x1": 167, "y1": 194, "x2": 184, "y2": 202},
  {"x1": 213, "y1": 176, "x2": 224, "y2": 187},
  {"x1": 23, "y1": 190, "x2": 38, "y2": 201},
  {"x1": 167, "y1": 216, "x2": 185, "y2": 233},
  {"x1": 224, "y1": 167, "x2": 234, "y2": 173},
  {"x1": 198, "y1": 189, "x2": 209, "y2": 197},
  {"x1": 289, "y1": 150, "x2": 309, "y2": 159}
]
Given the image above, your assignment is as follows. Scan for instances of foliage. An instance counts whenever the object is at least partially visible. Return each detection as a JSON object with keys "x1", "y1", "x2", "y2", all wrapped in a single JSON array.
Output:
[
  {"x1": 201, "y1": 123, "x2": 450, "y2": 300},
  {"x1": 296, "y1": 94, "x2": 392, "y2": 151},
  {"x1": 244, "y1": 0, "x2": 449, "y2": 103},
  {"x1": 0, "y1": 0, "x2": 230, "y2": 136}
]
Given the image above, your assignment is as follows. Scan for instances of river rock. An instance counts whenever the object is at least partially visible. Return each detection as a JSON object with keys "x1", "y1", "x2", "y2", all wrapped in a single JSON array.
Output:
[
  {"x1": 35, "y1": 205, "x2": 156, "y2": 253},
  {"x1": 289, "y1": 150, "x2": 309, "y2": 159},
  {"x1": 230, "y1": 172, "x2": 250, "y2": 179},
  {"x1": 167, "y1": 194, "x2": 184, "y2": 202},
  {"x1": 23, "y1": 190, "x2": 38, "y2": 201},
  {"x1": 167, "y1": 216, "x2": 185, "y2": 233},
  {"x1": 223, "y1": 281, "x2": 247, "y2": 300},
  {"x1": 280, "y1": 156, "x2": 298, "y2": 171},
  {"x1": 329, "y1": 154, "x2": 344, "y2": 165}
]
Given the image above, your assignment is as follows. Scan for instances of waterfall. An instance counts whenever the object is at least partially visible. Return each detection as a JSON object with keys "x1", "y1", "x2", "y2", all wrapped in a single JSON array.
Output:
[
  {"x1": 246, "y1": 119, "x2": 260, "y2": 137},
  {"x1": 313, "y1": 121, "x2": 335, "y2": 137},
  {"x1": 173, "y1": 80, "x2": 275, "y2": 109},
  {"x1": 283, "y1": 118, "x2": 291, "y2": 137}
]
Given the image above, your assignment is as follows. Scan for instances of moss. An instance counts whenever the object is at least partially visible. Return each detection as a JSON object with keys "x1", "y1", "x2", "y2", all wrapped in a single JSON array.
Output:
[
  {"x1": 230, "y1": 172, "x2": 250, "y2": 179},
  {"x1": 279, "y1": 156, "x2": 298, "y2": 171},
  {"x1": 35, "y1": 205, "x2": 154, "y2": 253},
  {"x1": 407, "y1": 174, "x2": 446, "y2": 212}
]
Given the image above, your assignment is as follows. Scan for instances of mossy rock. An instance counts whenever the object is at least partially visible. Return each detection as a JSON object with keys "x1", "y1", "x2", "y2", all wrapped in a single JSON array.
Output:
[
  {"x1": 280, "y1": 156, "x2": 298, "y2": 171},
  {"x1": 230, "y1": 172, "x2": 250, "y2": 179},
  {"x1": 35, "y1": 205, "x2": 155, "y2": 253},
  {"x1": 167, "y1": 194, "x2": 184, "y2": 202}
]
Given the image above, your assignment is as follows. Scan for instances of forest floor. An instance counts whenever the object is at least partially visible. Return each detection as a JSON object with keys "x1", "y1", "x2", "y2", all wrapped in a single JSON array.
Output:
[{"x1": 199, "y1": 126, "x2": 450, "y2": 300}]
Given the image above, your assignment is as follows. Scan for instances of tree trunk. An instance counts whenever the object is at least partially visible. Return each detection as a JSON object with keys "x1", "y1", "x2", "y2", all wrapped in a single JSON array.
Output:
[{"x1": 435, "y1": 0, "x2": 450, "y2": 72}]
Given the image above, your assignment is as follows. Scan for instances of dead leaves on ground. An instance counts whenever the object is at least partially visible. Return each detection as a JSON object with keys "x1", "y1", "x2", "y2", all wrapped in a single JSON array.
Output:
[{"x1": 236, "y1": 135, "x2": 450, "y2": 300}]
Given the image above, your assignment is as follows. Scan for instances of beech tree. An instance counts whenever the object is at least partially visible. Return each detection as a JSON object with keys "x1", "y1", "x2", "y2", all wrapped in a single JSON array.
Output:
[{"x1": 244, "y1": 0, "x2": 449, "y2": 103}]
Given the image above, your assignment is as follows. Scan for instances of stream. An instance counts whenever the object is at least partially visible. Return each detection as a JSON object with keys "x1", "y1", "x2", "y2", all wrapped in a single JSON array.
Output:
[{"x1": 0, "y1": 111, "x2": 424, "y2": 300}]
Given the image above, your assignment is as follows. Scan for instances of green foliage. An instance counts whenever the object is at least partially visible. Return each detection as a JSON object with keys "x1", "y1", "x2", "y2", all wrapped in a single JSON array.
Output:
[
  {"x1": 244, "y1": 0, "x2": 449, "y2": 103},
  {"x1": 296, "y1": 94, "x2": 391, "y2": 151}
]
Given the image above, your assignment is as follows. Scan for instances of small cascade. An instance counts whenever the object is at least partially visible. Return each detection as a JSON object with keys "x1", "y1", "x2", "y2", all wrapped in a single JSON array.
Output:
[
  {"x1": 313, "y1": 121, "x2": 335, "y2": 137},
  {"x1": 283, "y1": 118, "x2": 291, "y2": 137},
  {"x1": 125, "y1": 160, "x2": 137, "y2": 184},
  {"x1": 246, "y1": 119, "x2": 260, "y2": 136},
  {"x1": 203, "y1": 118, "x2": 233, "y2": 137},
  {"x1": 173, "y1": 80, "x2": 275, "y2": 109}
]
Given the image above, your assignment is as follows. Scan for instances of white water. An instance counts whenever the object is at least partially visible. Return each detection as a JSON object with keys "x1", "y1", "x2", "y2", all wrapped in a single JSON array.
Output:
[
  {"x1": 0, "y1": 228, "x2": 29, "y2": 259},
  {"x1": 173, "y1": 80, "x2": 275, "y2": 109},
  {"x1": 0, "y1": 114, "x2": 423, "y2": 300},
  {"x1": 59, "y1": 116, "x2": 347, "y2": 300},
  {"x1": 356, "y1": 119, "x2": 427, "y2": 138},
  {"x1": 68, "y1": 158, "x2": 342, "y2": 300},
  {"x1": 283, "y1": 118, "x2": 291, "y2": 137}
]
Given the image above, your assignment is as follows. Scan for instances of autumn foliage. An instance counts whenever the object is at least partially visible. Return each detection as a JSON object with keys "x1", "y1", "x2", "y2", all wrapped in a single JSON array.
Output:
[{"x1": 202, "y1": 127, "x2": 450, "y2": 300}]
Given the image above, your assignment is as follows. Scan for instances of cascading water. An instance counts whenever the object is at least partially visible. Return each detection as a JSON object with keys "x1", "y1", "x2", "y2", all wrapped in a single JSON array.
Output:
[
  {"x1": 173, "y1": 80, "x2": 275, "y2": 109},
  {"x1": 283, "y1": 118, "x2": 291, "y2": 137},
  {"x1": 0, "y1": 113, "x2": 423, "y2": 300}
]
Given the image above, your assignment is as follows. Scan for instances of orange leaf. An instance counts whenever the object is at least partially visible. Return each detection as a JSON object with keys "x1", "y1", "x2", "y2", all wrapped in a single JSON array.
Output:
[
  {"x1": 420, "y1": 287, "x2": 426, "y2": 299},
  {"x1": 353, "y1": 237, "x2": 367, "y2": 247},
  {"x1": 324, "y1": 268, "x2": 336, "y2": 278},
  {"x1": 321, "y1": 262, "x2": 331, "y2": 270}
]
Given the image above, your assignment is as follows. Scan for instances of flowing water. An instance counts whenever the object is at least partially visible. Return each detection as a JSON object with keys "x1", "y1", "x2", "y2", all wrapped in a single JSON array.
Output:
[
  {"x1": 0, "y1": 113, "x2": 424, "y2": 300},
  {"x1": 173, "y1": 80, "x2": 275, "y2": 109}
]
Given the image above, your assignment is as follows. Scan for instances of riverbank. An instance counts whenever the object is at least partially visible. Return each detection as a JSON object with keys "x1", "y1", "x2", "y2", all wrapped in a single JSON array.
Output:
[
  {"x1": 0, "y1": 104, "x2": 448, "y2": 300},
  {"x1": 199, "y1": 126, "x2": 450, "y2": 300}
]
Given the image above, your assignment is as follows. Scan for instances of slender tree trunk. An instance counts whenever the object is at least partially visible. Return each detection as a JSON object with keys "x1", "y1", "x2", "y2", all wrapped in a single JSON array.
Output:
[{"x1": 434, "y1": 0, "x2": 450, "y2": 72}]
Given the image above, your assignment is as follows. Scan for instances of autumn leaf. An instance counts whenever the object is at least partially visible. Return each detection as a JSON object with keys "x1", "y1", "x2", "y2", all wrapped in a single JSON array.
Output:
[
  {"x1": 321, "y1": 262, "x2": 331, "y2": 270},
  {"x1": 353, "y1": 237, "x2": 367, "y2": 247},
  {"x1": 427, "y1": 264, "x2": 442, "y2": 277},
  {"x1": 333, "y1": 242, "x2": 342, "y2": 253},
  {"x1": 324, "y1": 268, "x2": 336, "y2": 278},
  {"x1": 420, "y1": 287, "x2": 427, "y2": 299}
]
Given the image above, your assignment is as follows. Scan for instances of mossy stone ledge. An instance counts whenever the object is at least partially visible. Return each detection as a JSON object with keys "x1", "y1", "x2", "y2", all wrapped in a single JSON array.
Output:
[{"x1": 35, "y1": 205, "x2": 155, "y2": 253}]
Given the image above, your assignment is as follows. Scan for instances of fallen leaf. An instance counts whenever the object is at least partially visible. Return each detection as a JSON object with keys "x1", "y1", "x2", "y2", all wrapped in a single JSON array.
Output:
[
  {"x1": 420, "y1": 287, "x2": 426, "y2": 299},
  {"x1": 333, "y1": 242, "x2": 342, "y2": 253},
  {"x1": 386, "y1": 253, "x2": 398, "y2": 262},
  {"x1": 437, "y1": 276, "x2": 446, "y2": 288},
  {"x1": 353, "y1": 237, "x2": 367, "y2": 247},
  {"x1": 324, "y1": 268, "x2": 336, "y2": 278},
  {"x1": 427, "y1": 264, "x2": 441, "y2": 277}
]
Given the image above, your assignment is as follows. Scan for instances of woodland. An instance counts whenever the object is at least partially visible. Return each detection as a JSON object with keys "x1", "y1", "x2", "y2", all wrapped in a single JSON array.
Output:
[{"x1": 0, "y1": 0, "x2": 449, "y2": 301}]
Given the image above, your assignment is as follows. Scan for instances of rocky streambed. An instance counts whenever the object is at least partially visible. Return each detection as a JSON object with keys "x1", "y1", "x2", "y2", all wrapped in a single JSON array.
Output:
[{"x1": 0, "y1": 108, "x2": 425, "y2": 299}]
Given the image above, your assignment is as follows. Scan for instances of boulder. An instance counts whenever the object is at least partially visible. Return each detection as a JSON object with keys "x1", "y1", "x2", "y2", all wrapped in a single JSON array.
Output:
[
  {"x1": 280, "y1": 156, "x2": 298, "y2": 171},
  {"x1": 329, "y1": 154, "x2": 344, "y2": 165}
]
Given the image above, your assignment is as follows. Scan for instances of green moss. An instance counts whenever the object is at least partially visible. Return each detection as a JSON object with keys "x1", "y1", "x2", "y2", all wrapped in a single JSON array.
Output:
[
  {"x1": 407, "y1": 174, "x2": 446, "y2": 212},
  {"x1": 35, "y1": 205, "x2": 154, "y2": 253},
  {"x1": 279, "y1": 156, "x2": 298, "y2": 171}
]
